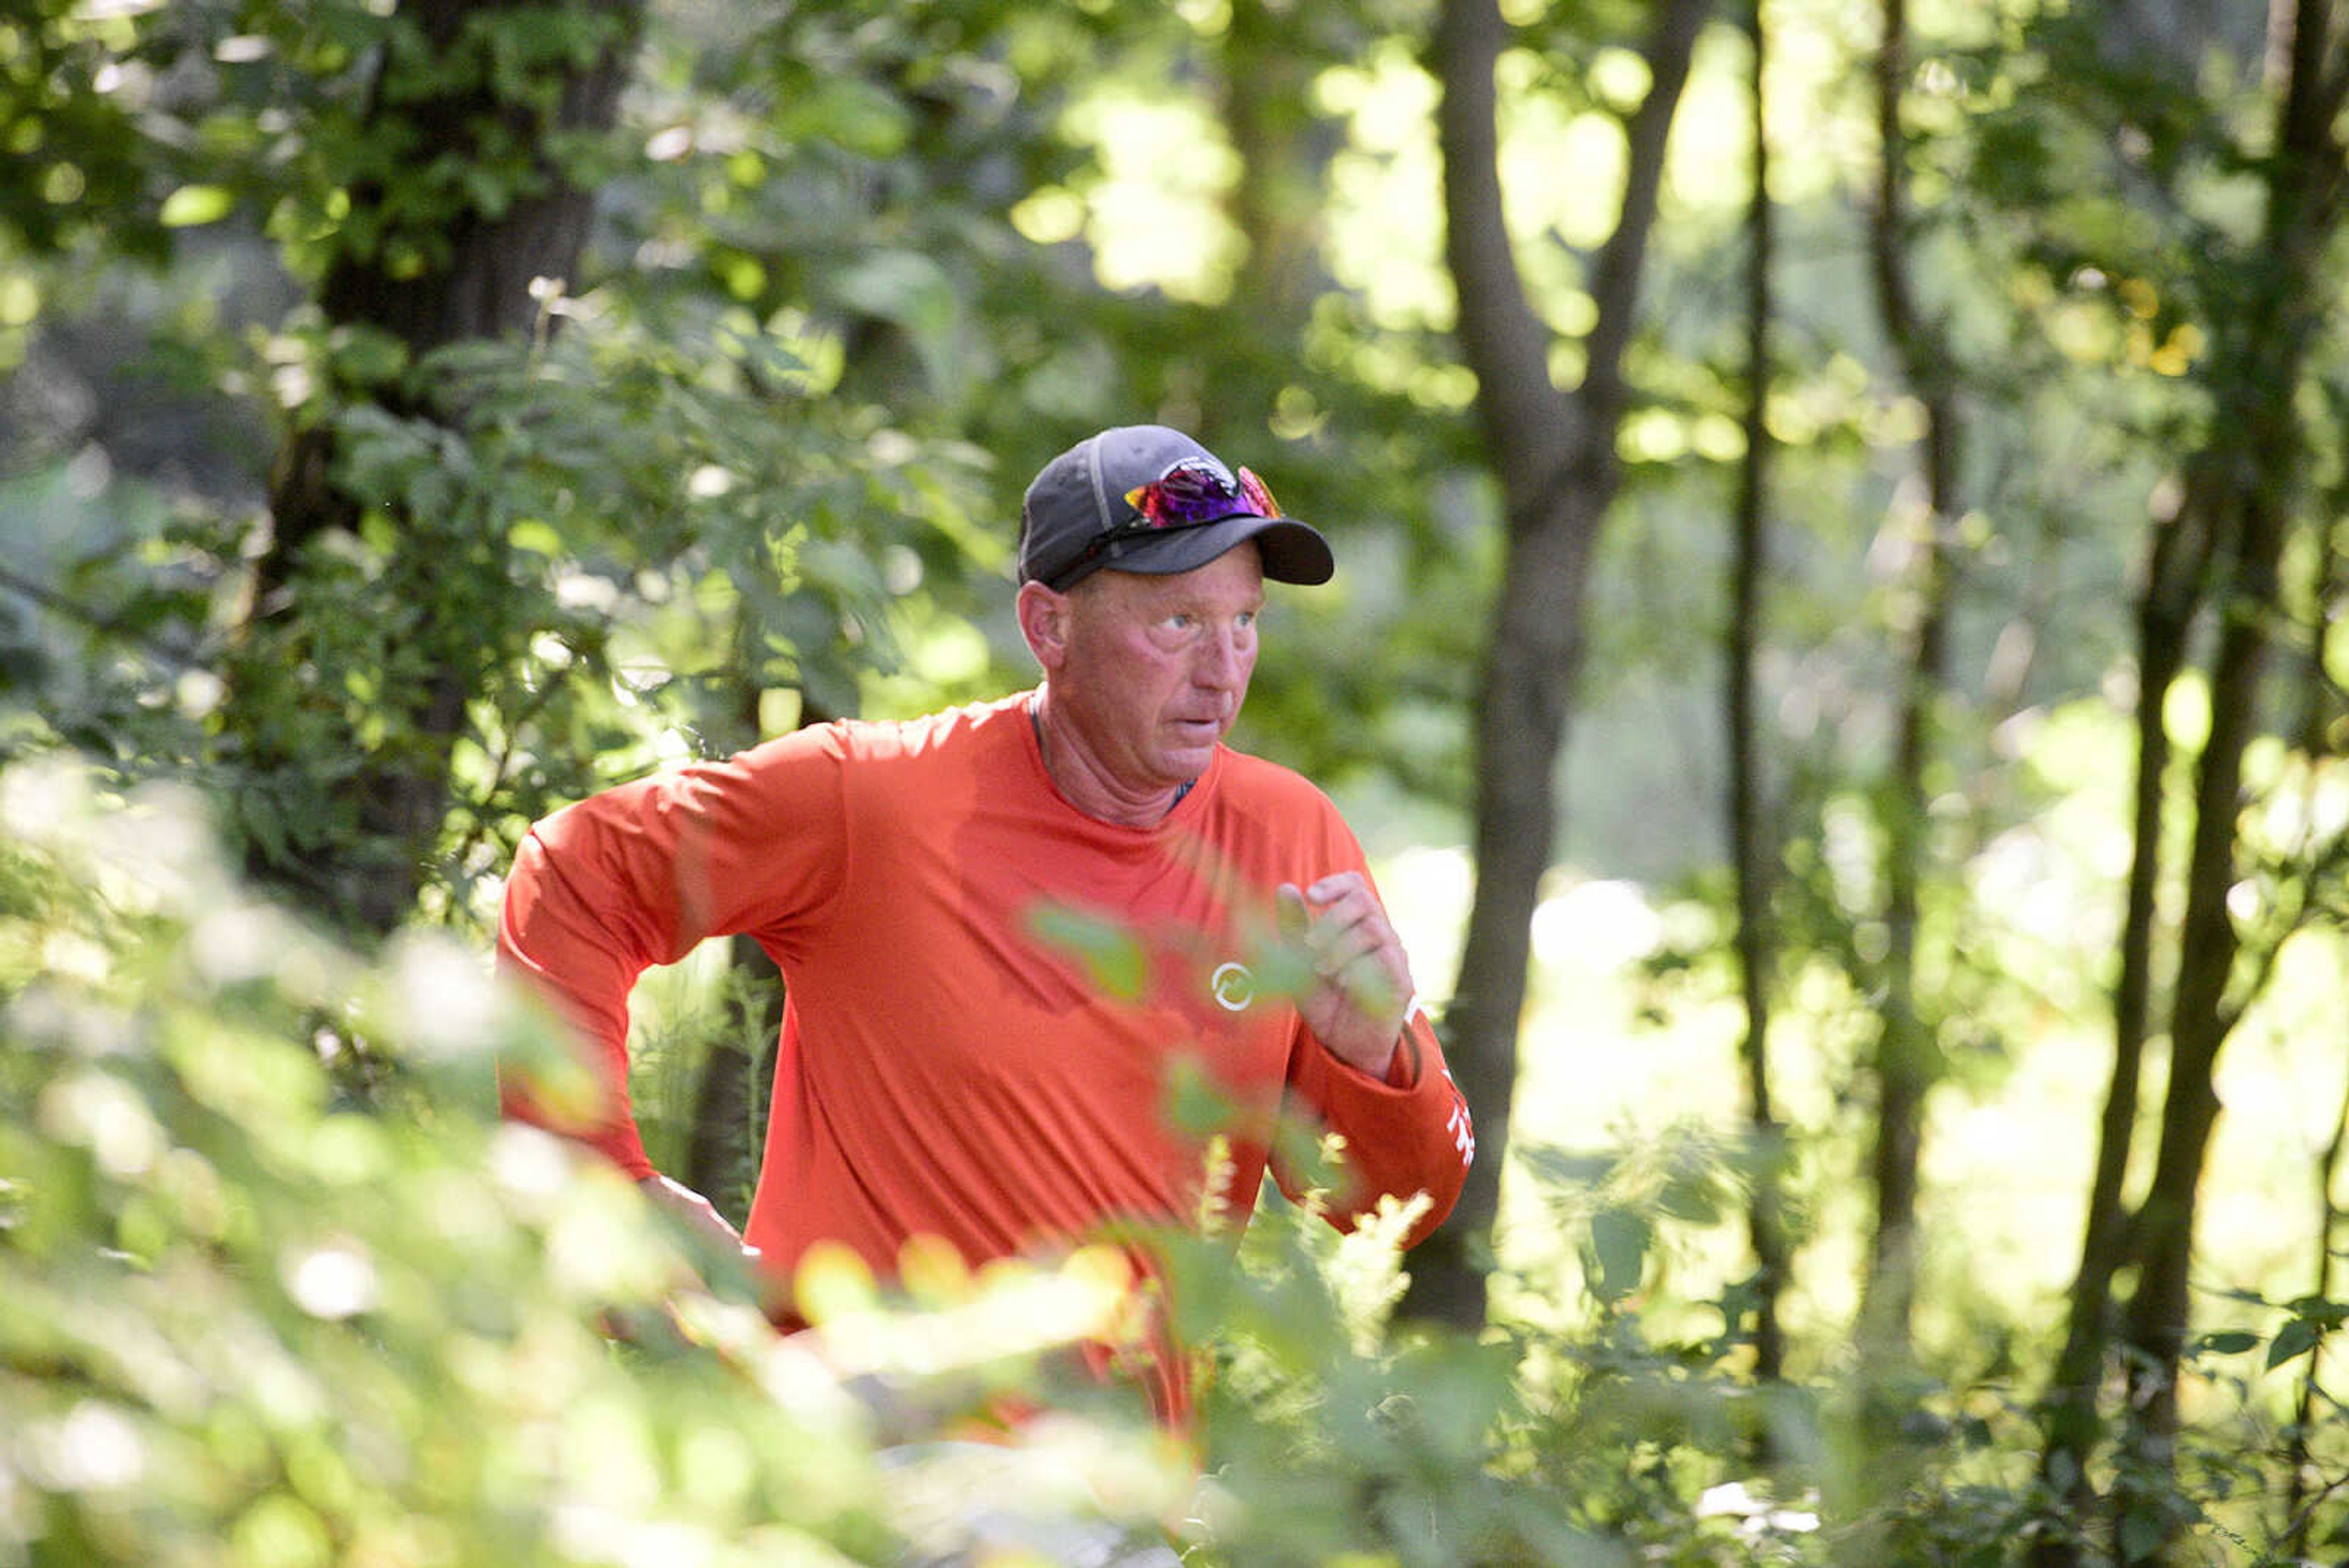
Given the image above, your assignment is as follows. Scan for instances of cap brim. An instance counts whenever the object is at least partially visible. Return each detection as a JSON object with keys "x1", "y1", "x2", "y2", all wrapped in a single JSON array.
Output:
[{"x1": 1090, "y1": 514, "x2": 1334, "y2": 586}]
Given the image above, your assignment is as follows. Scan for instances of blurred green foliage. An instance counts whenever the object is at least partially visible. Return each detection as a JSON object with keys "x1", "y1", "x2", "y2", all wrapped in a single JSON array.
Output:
[{"x1": 0, "y1": 759, "x2": 913, "y2": 1566}]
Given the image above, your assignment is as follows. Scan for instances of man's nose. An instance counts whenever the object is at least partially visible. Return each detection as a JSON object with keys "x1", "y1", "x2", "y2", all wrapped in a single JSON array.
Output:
[{"x1": 1195, "y1": 627, "x2": 1249, "y2": 688}]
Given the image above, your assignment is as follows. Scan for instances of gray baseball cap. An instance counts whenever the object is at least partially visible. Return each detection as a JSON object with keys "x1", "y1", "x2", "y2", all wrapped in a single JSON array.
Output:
[{"x1": 1017, "y1": 425, "x2": 1334, "y2": 593}]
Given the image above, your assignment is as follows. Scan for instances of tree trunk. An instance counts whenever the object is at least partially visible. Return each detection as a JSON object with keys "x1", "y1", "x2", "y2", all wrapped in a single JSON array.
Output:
[
  {"x1": 1223, "y1": 0, "x2": 1338, "y2": 324},
  {"x1": 683, "y1": 672, "x2": 793, "y2": 1226},
  {"x1": 2030, "y1": 463, "x2": 2213, "y2": 1564},
  {"x1": 236, "y1": 0, "x2": 644, "y2": 940},
  {"x1": 685, "y1": 933, "x2": 784, "y2": 1228},
  {"x1": 2109, "y1": 489, "x2": 2286, "y2": 1557},
  {"x1": 1856, "y1": 0, "x2": 1965, "y2": 1383},
  {"x1": 1730, "y1": 0, "x2": 1787, "y2": 1386},
  {"x1": 1403, "y1": 0, "x2": 1712, "y2": 1329},
  {"x1": 2113, "y1": 447, "x2": 2302, "y2": 1557}
]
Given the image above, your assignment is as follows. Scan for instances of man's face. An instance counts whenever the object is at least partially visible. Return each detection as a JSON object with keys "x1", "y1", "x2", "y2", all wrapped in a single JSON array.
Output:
[{"x1": 1055, "y1": 544, "x2": 1266, "y2": 792}]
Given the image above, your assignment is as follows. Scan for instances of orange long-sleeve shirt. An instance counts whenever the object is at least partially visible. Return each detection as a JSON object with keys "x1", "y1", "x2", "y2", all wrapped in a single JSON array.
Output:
[{"x1": 497, "y1": 693, "x2": 1472, "y2": 1340}]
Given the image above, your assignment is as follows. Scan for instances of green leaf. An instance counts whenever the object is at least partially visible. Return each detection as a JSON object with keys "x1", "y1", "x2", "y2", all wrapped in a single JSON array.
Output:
[
  {"x1": 2266, "y1": 1317, "x2": 2322, "y2": 1371},
  {"x1": 829, "y1": 250, "x2": 960, "y2": 390},
  {"x1": 1025, "y1": 902, "x2": 1147, "y2": 1001},
  {"x1": 158, "y1": 184, "x2": 234, "y2": 227},
  {"x1": 1587, "y1": 1206, "x2": 1649, "y2": 1304},
  {"x1": 2194, "y1": 1329, "x2": 2260, "y2": 1356},
  {"x1": 2118, "y1": 1508, "x2": 2165, "y2": 1562},
  {"x1": 2282, "y1": 1293, "x2": 2349, "y2": 1325},
  {"x1": 506, "y1": 519, "x2": 563, "y2": 557},
  {"x1": 327, "y1": 324, "x2": 410, "y2": 385},
  {"x1": 789, "y1": 76, "x2": 911, "y2": 158}
]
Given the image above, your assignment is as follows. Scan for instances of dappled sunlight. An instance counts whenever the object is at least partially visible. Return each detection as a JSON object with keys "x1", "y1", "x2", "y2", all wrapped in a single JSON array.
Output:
[
  {"x1": 1658, "y1": 31, "x2": 1757, "y2": 230},
  {"x1": 1058, "y1": 90, "x2": 1243, "y2": 304},
  {"x1": 1499, "y1": 76, "x2": 1625, "y2": 252},
  {"x1": 1917, "y1": 1034, "x2": 2103, "y2": 1343},
  {"x1": 1375, "y1": 842, "x2": 1474, "y2": 1006},
  {"x1": 1319, "y1": 48, "x2": 1451, "y2": 333},
  {"x1": 2216, "y1": 932, "x2": 2349, "y2": 1158},
  {"x1": 1530, "y1": 875, "x2": 1666, "y2": 975},
  {"x1": 792, "y1": 1239, "x2": 1141, "y2": 1381},
  {"x1": 2205, "y1": 931, "x2": 2349, "y2": 1305}
]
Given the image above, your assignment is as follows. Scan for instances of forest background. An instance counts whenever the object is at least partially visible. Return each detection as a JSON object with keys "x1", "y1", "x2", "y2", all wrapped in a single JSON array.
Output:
[{"x1": 3, "y1": 0, "x2": 2347, "y2": 1564}]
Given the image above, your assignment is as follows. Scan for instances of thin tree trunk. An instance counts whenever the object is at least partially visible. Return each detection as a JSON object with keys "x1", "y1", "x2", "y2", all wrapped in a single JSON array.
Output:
[
  {"x1": 683, "y1": 671, "x2": 792, "y2": 1224},
  {"x1": 2280, "y1": 520, "x2": 2349, "y2": 1561},
  {"x1": 1730, "y1": 0, "x2": 1787, "y2": 1386},
  {"x1": 2113, "y1": 346, "x2": 2308, "y2": 1545},
  {"x1": 1857, "y1": 0, "x2": 1963, "y2": 1380},
  {"x1": 2029, "y1": 467, "x2": 2213, "y2": 1567},
  {"x1": 2110, "y1": 492, "x2": 2285, "y2": 1551},
  {"x1": 1224, "y1": 0, "x2": 1335, "y2": 324},
  {"x1": 686, "y1": 932, "x2": 784, "y2": 1227},
  {"x1": 1403, "y1": 0, "x2": 1711, "y2": 1329}
]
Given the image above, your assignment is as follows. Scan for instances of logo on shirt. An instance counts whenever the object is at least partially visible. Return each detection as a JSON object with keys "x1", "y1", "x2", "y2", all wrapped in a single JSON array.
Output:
[{"x1": 1208, "y1": 961, "x2": 1255, "y2": 1012}]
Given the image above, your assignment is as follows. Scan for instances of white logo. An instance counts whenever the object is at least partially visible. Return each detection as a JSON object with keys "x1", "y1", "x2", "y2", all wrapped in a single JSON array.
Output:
[
  {"x1": 1209, "y1": 962, "x2": 1255, "y2": 1012},
  {"x1": 1444, "y1": 1066, "x2": 1476, "y2": 1167}
]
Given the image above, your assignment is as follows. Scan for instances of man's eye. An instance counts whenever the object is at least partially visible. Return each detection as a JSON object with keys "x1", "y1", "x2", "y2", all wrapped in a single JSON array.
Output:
[{"x1": 1235, "y1": 611, "x2": 1257, "y2": 630}]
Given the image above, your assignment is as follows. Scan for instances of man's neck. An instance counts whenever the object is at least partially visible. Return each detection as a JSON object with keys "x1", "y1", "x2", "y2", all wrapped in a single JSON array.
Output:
[{"x1": 1028, "y1": 691, "x2": 1192, "y2": 828}]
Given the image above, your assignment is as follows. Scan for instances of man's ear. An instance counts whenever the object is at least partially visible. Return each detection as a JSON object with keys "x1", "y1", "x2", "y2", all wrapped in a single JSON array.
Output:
[{"x1": 1015, "y1": 580, "x2": 1070, "y2": 669}]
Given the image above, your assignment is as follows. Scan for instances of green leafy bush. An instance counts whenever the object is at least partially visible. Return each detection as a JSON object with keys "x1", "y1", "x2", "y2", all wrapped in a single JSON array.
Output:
[{"x1": 0, "y1": 759, "x2": 1023, "y2": 1566}]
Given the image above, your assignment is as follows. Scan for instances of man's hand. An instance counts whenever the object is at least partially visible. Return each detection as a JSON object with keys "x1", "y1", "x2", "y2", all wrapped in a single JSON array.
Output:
[
  {"x1": 1277, "y1": 872, "x2": 1417, "y2": 1079},
  {"x1": 638, "y1": 1172, "x2": 760, "y2": 1261}
]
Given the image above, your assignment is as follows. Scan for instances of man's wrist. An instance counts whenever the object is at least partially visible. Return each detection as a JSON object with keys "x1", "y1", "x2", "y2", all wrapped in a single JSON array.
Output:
[{"x1": 1334, "y1": 1022, "x2": 1409, "y2": 1082}]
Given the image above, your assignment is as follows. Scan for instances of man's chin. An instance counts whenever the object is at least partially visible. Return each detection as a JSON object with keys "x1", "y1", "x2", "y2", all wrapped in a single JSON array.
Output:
[
  {"x1": 1156, "y1": 745, "x2": 1215, "y2": 782},
  {"x1": 1162, "y1": 727, "x2": 1221, "y2": 760}
]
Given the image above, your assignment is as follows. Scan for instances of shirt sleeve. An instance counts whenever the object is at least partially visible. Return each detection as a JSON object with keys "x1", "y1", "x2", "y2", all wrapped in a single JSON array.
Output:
[
  {"x1": 1275, "y1": 1002, "x2": 1473, "y2": 1247},
  {"x1": 494, "y1": 729, "x2": 850, "y2": 1176}
]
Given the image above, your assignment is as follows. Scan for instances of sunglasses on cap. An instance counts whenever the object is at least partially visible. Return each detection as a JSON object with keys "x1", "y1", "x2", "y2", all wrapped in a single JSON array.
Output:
[
  {"x1": 1044, "y1": 460, "x2": 1285, "y2": 590},
  {"x1": 1126, "y1": 459, "x2": 1283, "y2": 527}
]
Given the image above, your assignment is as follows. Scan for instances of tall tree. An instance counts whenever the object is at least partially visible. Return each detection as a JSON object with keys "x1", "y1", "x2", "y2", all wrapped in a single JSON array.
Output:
[
  {"x1": 1855, "y1": 0, "x2": 1967, "y2": 1383},
  {"x1": 226, "y1": 0, "x2": 644, "y2": 940},
  {"x1": 1729, "y1": 0, "x2": 1789, "y2": 1387},
  {"x1": 1223, "y1": 0, "x2": 1340, "y2": 324},
  {"x1": 1405, "y1": 0, "x2": 1714, "y2": 1328}
]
